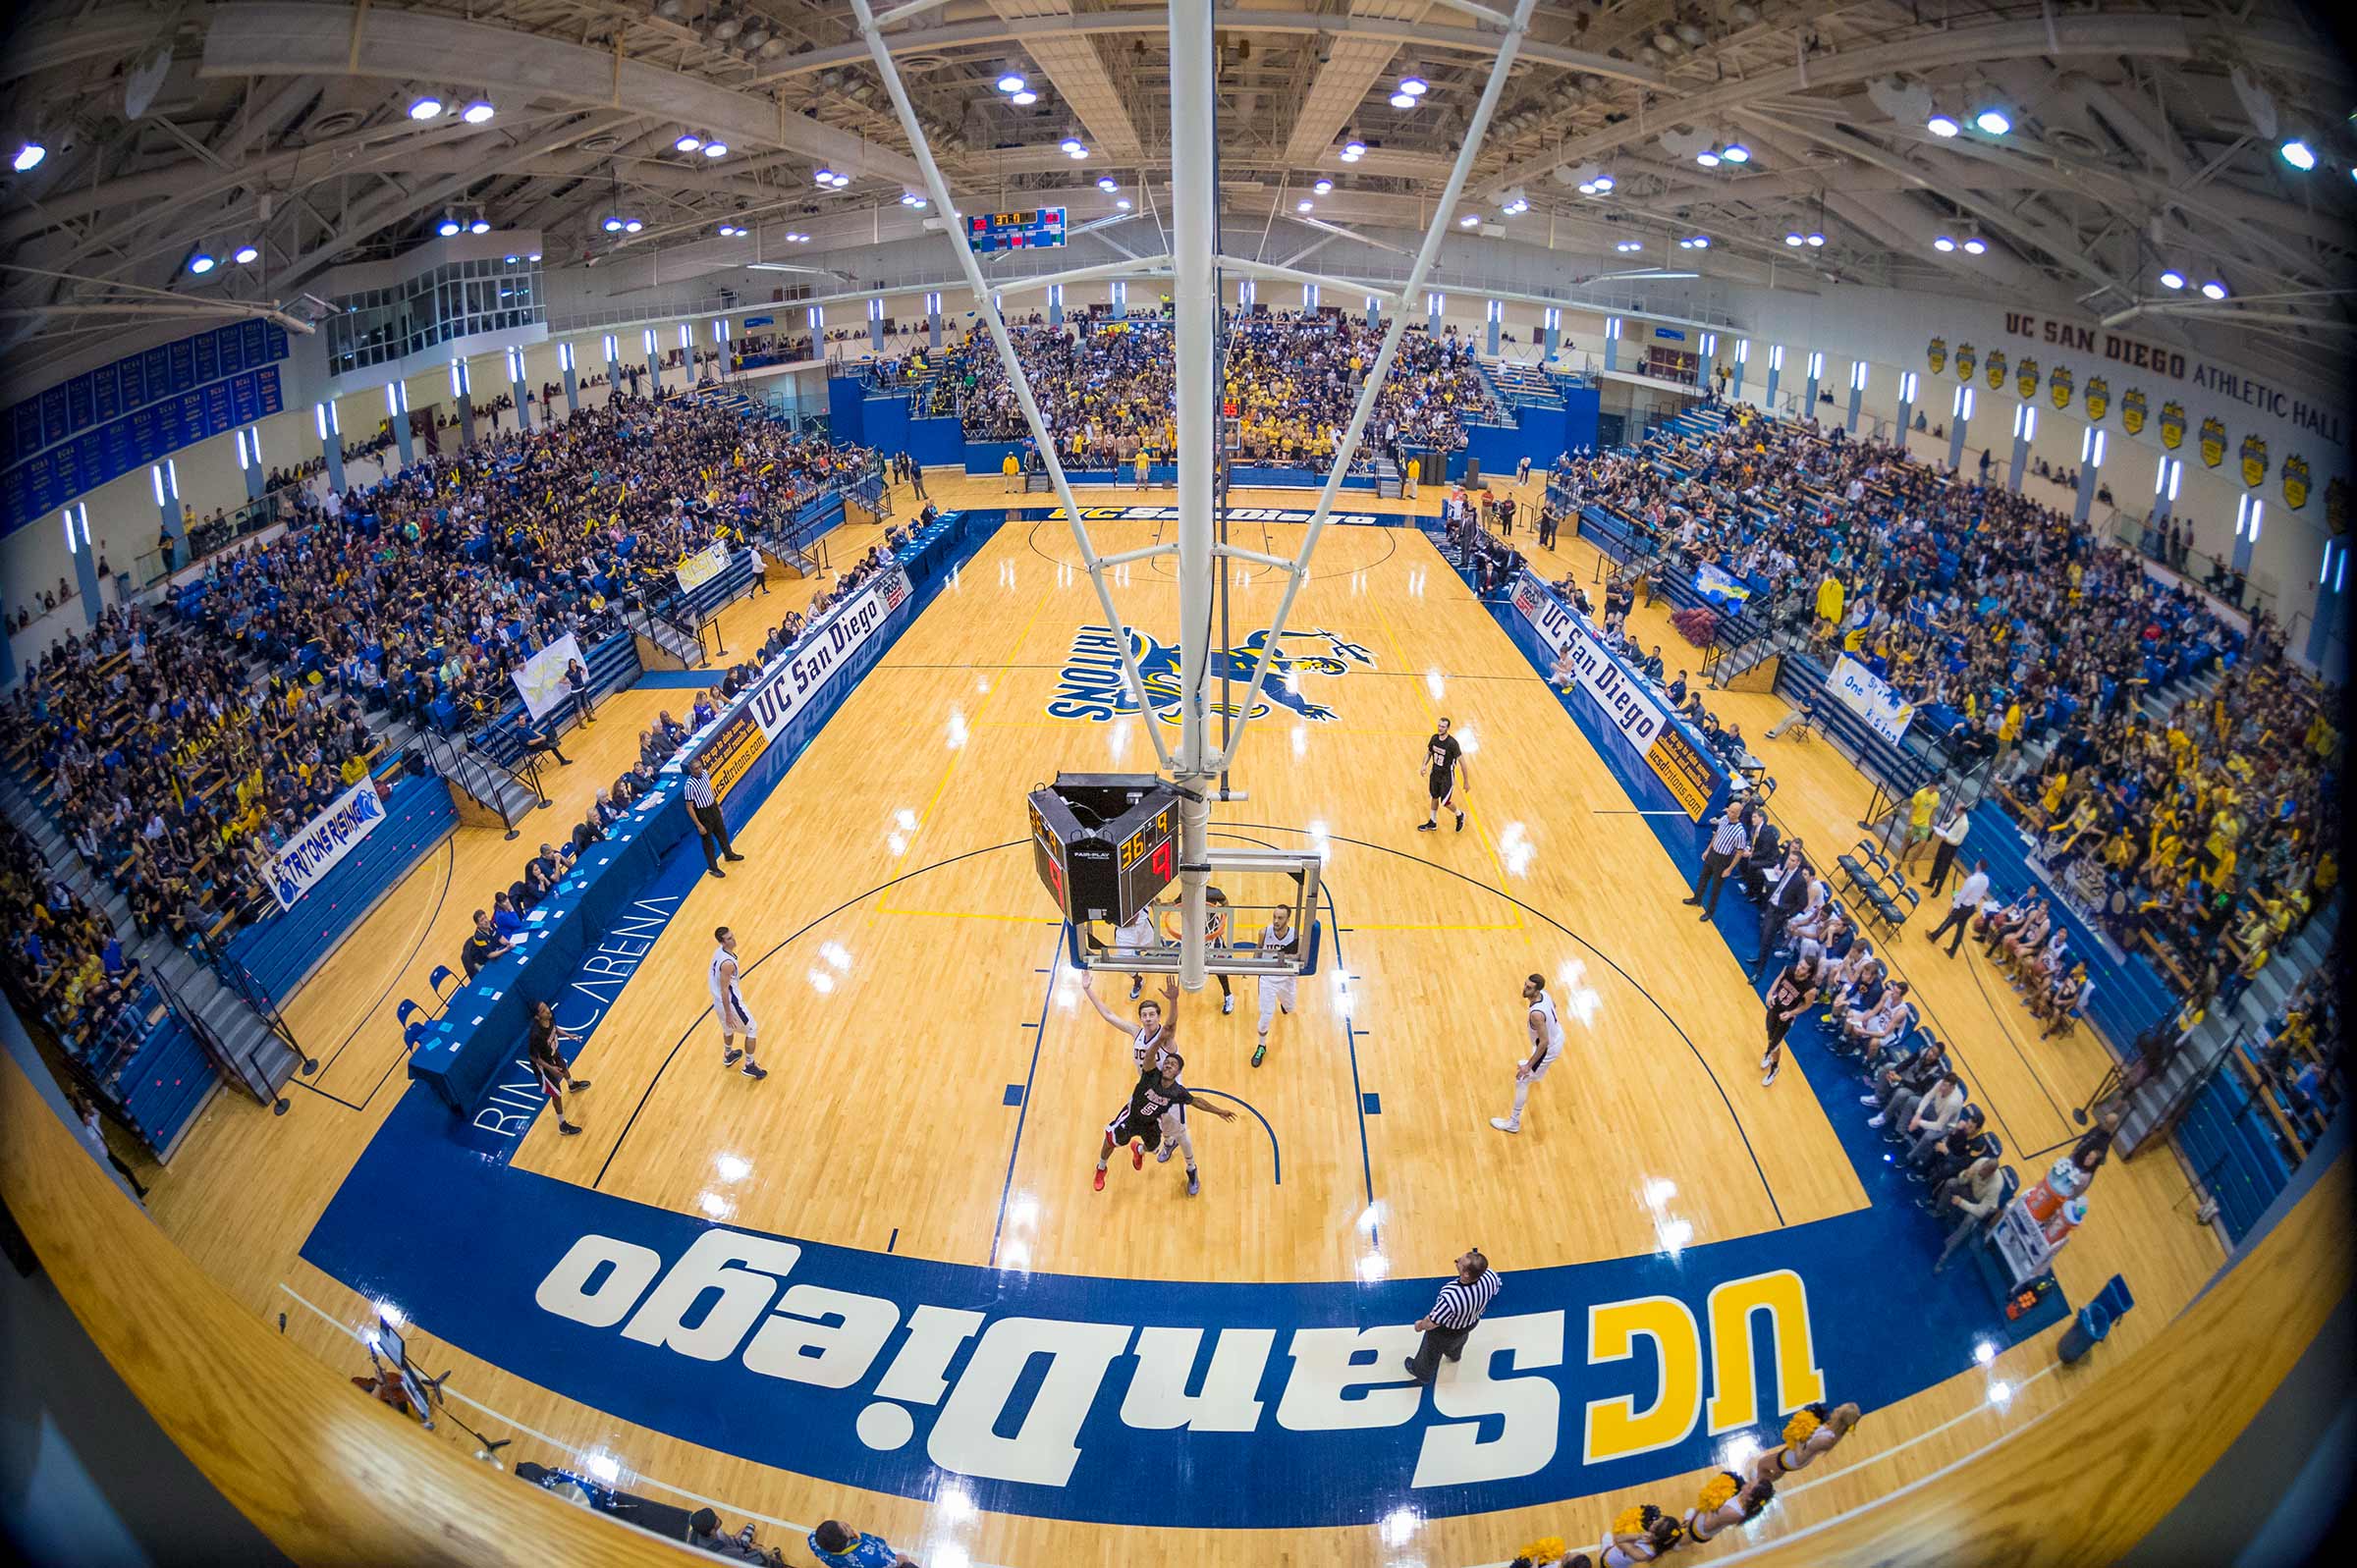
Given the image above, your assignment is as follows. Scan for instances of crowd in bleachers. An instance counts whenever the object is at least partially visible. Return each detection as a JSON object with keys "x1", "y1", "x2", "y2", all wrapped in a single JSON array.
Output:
[
  {"x1": 1548, "y1": 406, "x2": 2338, "y2": 1011},
  {"x1": 906, "y1": 308, "x2": 1506, "y2": 469},
  {"x1": 0, "y1": 815, "x2": 151, "y2": 1074},
  {"x1": 2, "y1": 397, "x2": 876, "y2": 976}
]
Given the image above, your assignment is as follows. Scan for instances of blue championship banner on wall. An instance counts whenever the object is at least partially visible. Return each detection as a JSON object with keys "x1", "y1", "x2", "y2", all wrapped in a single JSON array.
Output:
[{"x1": 267, "y1": 783, "x2": 388, "y2": 910}]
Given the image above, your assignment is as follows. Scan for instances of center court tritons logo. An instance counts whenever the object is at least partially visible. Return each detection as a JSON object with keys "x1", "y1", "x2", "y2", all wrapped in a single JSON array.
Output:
[{"x1": 1050, "y1": 625, "x2": 1375, "y2": 723}]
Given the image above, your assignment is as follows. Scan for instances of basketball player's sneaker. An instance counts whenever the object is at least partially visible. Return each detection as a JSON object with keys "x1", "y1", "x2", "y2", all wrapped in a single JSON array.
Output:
[
  {"x1": 567, "y1": 1079, "x2": 591, "y2": 1092},
  {"x1": 1762, "y1": 1059, "x2": 1781, "y2": 1087},
  {"x1": 741, "y1": 1059, "x2": 767, "y2": 1079},
  {"x1": 1455, "y1": 811, "x2": 1466, "y2": 832},
  {"x1": 1128, "y1": 977, "x2": 1142, "y2": 1000},
  {"x1": 1222, "y1": 994, "x2": 1234, "y2": 1015},
  {"x1": 1490, "y1": 1117, "x2": 1519, "y2": 1133},
  {"x1": 1186, "y1": 1169, "x2": 1200, "y2": 1197},
  {"x1": 1129, "y1": 1138, "x2": 1145, "y2": 1169},
  {"x1": 1415, "y1": 819, "x2": 1437, "y2": 832},
  {"x1": 1156, "y1": 1142, "x2": 1174, "y2": 1164},
  {"x1": 722, "y1": 1048, "x2": 742, "y2": 1067},
  {"x1": 559, "y1": 1120, "x2": 582, "y2": 1136},
  {"x1": 1251, "y1": 1041, "x2": 1266, "y2": 1067},
  {"x1": 1093, "y1": 1166, "x2": 1107, "y2": 1192}
]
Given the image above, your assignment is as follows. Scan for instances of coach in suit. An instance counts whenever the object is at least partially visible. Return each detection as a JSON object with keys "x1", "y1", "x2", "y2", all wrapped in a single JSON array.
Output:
[
  {"x1": 1403, "y1": 1248, "x2": 1502, "y2": 1385},
  {"x1": 1750, "y1": 843, "x2": 1810, "y2": 976}
]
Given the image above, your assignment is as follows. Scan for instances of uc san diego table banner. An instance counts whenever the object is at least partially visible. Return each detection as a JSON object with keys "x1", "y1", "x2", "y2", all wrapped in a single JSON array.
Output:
[{"x1": 267, "y1": 783, "x2": 388, "y2": 910}]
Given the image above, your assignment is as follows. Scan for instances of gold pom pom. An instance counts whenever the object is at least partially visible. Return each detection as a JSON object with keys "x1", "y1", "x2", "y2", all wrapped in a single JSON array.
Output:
[
  {"x1": 1613, "y1": 1505, "x2": 1648, "y2": 1536},
  {"x1": 1697, "y1": 1471, "x2": 1740, "y2": 1513},
  {"x1": 1783, "y1": 1407, "x2": 1825, "y2": 1447},
  {"x1": 1515, "y1": 1537, "x2": 1565, "y2": 1564}
]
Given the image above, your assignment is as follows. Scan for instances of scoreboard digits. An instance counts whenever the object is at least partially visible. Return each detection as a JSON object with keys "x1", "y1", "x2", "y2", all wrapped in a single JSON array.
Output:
[
  {"x1": 1027, "y1": 776, "x2": 1178, "y2": 923},
  {"x1": 966, "y1": 207, "x2": 1068, "y2": 253}
]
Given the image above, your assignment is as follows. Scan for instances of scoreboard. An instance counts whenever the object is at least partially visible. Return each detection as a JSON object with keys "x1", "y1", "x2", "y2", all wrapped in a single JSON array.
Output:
[
  {"x1": 967, "y1": 207, "x2": 1068, "y2": 253},
  {"x1": 1027, "y1": 774, "x2": 1178, "y2": 923}
]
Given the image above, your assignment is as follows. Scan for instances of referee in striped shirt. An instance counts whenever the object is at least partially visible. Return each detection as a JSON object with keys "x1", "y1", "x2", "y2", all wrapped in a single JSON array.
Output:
[
  {"x1": 1404, "y1": 1248, "x2": 1501, "y2": 1384},
  {"x1": 1683, "y1": 799, "x2": 1753, "y2": 920},
  {"x1": 684, "y1": 757, "x2": 744, "y2": 878}
]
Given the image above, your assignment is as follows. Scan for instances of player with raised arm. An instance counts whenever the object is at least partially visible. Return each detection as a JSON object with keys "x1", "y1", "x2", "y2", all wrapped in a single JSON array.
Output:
[{"x1": 1092, "y1": 1051, "x2": 1236, "y2": 1196}]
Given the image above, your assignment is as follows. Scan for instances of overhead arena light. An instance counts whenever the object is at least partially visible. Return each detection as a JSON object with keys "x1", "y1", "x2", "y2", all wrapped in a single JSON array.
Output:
[
  {"x1": 1695, "y1": 149, "x2": 1721, "y2": 167},
  {"x1": 1784, "y1": 230, "x2": 1804, "y2": 246},
  {"x1": 438, "y1": 214, "x2": 464, "y2": 237},
  {"x1": 187, "y1": 250, "x2": 217, "y2": 274},
  {"x1": 1063, "y1": 137, "x2": 1089, "y2": 159},
  {"x1": 1297, "y1": 198, "x2": 1314, "y2": 212},
  {"x1": 1933, "y1": 234, "x2": 1956, "y2": 251},
  {"x1": 462, "y1": 99, "x2": 495, "y2": 125},
  {"x1": 624, "y1": 218, "x2": 643, "y2": 233},
  {"x1": 2200, "y1": 277, "x2": 2228, "y2": 299},
  {"x1": 1312, "y1": 177, "x2": 1333, "y2": 194},
  {"x1": 1389, "y1": 91, "x2": 1416, "y2": 109},
  {"x1": 996, "y1": 70, "x2": 1027, "y2": 95},
  {"x1": 2279, "y1": 137, "x2": 2317, "y2": 171},
  {"x1": 2158, "y1": 267, "x2": 2186, "y2": 290},
  {"x1": 11, "y1": 139, "x2": 46, "y2": 172},
  {"x1": 234, "y1": 243, "x2": 259, "y2": 264},
  {"x1": 1676, "y1": 234, "x2": 1710, "y2": 248},
  {"x1": 1961, "y1": 234, "x2": 1987, "y2": 255},
  {"x1": 602, "y1": 215, "x2": 625, "y2": 233},
  {"x1": 1397, "y1": 72, "x2": 1429, "y2": 98},
  {"x1": 1342, "y1": 135, "x2": 1367, "y2": 161},
  {"x1": 1973, "y1": 106, "x2": 2011, "y2": 135},
  {"x1": 1806, "y1": 230, "x2": 1825, "y2": 246},
  {"x1": 1615, "y1": 240, "x2": 1644, "y2": 252},
  {"x1": 1458, "y1": 212, "x2": 1480, "y2": 227},
  {"x1": 784, "y1": 231, "x2": 810, "y2": 243},
  {"x1": 408, "y1": 94, "x2": 444, "y2": 120},
  {"x1": 1720, "y1": 141, "x2": 1750, "y2": 163},
  {"x1": 1099, "y1": 175, "x2": 1119, "y2": 192},
  {"x1": 1926, "y1": 112, "x2": 1960, "y2": 137},
  {"x1": 1011, "y1": 89, "x2": 1037, "y2": 105},
  {"x1": 703, "y1": 138, "x2": 728, "y2": 159},
  {"x1": 815, "y1": 167, "x2": 839, "y2": 186},
  {"x1": 676, "y1": 132, "x2": 703, "y2": 153},
  {"x1": 1116, "y1": 197, "x2": 1131, "y2": 209},
  {"x1": 469, "y1": 215, "x2": 490, "y2": 233},
  {"x1": 716, "y1": 224, "x2": 740, "y2": 236}
]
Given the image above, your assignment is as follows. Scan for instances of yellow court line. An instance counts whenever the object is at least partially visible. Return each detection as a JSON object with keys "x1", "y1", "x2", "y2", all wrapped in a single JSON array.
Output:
[
  {"x1": 1337, "y1": 920, "x2": 1523, "y2": 933},
  {"x1": 1361, "y1": 578, "x2": 1526, "y2": 932}
]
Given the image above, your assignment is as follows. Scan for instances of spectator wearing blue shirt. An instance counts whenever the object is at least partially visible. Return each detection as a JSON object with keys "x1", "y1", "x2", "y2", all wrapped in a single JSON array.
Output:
[
  {"x1": 806, "y1": 1519, "x2": 918, "y2": 1567},
  {"x1": 490, "y1": 892, "x2": 525, "y2": 941}
]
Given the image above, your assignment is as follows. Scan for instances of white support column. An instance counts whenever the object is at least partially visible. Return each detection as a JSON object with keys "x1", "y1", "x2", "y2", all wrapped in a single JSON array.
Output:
[
  {"x1": 560, "y1": 340, "x2": 580, "y2": 416},
  {"x1": 1844, "y1": 358, "x2": 1867, "y2": 433},
  {"x1": 2075, "y1": 425, "x2": 2106, "y2": 524},
  {"x1": 1947, "y1": 384, "x2": 1974, "y2": 470},
  {"x1": 1895, "y1": 370, "x2": 1919, "y2": 444},
  {"x1": 1731, "y1": 339, "x2": 1750, "y2": 402}
]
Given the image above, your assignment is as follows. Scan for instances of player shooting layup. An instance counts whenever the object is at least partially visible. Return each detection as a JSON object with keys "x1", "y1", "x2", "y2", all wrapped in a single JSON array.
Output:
[
  {"x1": 1491, "y1": 973, "x2": 1564, "y2": 1133},
  {"x1": 1418, "y1": 717, "x2": 1468, "y2": 833},
  {"x1": 1252, "y1": 903, "x2": 1300, "y2": 1069},
  {"x1": 1080, "y1": 972, "x2": 1233, "y2": 1194},
  {"x1": 709, "y1": 926, "x2": 768, "y2": 1080}
]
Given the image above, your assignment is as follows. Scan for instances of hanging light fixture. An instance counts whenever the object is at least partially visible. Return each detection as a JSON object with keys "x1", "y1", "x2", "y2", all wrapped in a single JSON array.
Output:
[
  {"x1": 438, "y1": 213, "x2": 464, "y2": 237},
  {"x1": 1312, "y1": 177, "x2": 1334, "y2": 194},
  {"x1": 1720, "y1": 141, "x2": 1751, "y2": 163},
  {"x1": 462, "y1": 99, "x2": 495, "y2": 125},
  {"x1": 187, "y1": 249, "x2": 217, "y2": 274},
  {"x1": 233, "y1": 243, "x2": 259, "y2": 264},
  {"x1": 702, "y1": 138, "x2": 728, "y2": 158},
  {"x1": 995, "y1": 69, "x2": 1027, "y2": 95},
  {"x1": 2157, "y1": 267, "x2": 2186, "y2": 290},
  {"x1": 676, "y1": 132, "x2": 704, "y2": 152},
  {"x1": 1926, "y1": 111, "x2": 1960, "y2": 137},
  {"x1": 11, "y1": 139, "x2": 46, "y2": 172},
  {"x1": 407, "y1": 93, "x2": 444, "y2": 120}
]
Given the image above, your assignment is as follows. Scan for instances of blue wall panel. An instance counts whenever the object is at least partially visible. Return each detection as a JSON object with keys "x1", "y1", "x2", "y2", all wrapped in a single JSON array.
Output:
[
  {"x1": 826, "y1": 375, "x2": 867, "y2": 445},
  {"x1": 861, "y1": 394, "x2": 909, "y2": 459}
]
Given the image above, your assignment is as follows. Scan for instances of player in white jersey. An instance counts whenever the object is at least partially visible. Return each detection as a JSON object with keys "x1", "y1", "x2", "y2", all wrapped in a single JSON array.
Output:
[
  {"x1": 708, "y1": 926, "x2": 767, "y2": 1080},
  {"x1": 1491, "y1": 973, "x2": 1564, "y2": 1133},
  {"x1": 1082, "y1": 970, "x2": 1216, "y2": 1190},
  {"x1": 1251, "y1": 903, "x2": 1301, "y2": 1069},
  {"x1": 1112, "y1": 905, "x2": 1159, "y2": 1000}
]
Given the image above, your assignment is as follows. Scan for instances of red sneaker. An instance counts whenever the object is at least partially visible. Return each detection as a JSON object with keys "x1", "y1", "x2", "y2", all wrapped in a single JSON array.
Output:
[
  {"x1": 1093, "y1": 1166, "x2": 1107, "y2": 1192},
  {"x1": 1129, "y1": 1139, "x2": 1145, "y2": 1170}
]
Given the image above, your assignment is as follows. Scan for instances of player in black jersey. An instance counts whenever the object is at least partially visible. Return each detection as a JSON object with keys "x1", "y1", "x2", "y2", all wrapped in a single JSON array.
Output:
[
  {"x1": 1417, "y1": 716, "x2": 1469, "y2": 832},
  {"x1": 1093, "y1": 1052, "x2": 1235, "y2": 1196}
]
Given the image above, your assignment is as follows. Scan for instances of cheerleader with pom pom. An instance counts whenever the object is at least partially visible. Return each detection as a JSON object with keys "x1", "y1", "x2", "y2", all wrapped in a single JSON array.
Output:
[
  {"x1": 1684, "y1": 1470, "x2": 1775, "y2": 1544},
  {"x1": 1749, "y1": 1400, "x2": 1862, "y2": 1484},
  {"x1": 1597, "y1": 1503, "x2": 1683, "y2": 1566}
]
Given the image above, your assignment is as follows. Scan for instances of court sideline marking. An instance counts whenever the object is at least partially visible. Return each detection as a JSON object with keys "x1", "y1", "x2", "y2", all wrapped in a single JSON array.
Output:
[
  {"x1": 287, "y1": 839, "x2": 459, "y2": 1113},
  {"x1": 987, "y1": 921, "x2": 1069, "y2": 1268}
]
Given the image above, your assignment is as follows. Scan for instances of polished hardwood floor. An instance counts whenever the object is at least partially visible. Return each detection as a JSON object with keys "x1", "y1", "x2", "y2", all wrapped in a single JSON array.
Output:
[{"x1": 36, "y1": 468, "x2": 2301, "y2": 1567}]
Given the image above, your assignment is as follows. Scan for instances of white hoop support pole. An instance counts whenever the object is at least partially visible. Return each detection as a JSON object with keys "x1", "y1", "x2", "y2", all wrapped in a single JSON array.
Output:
[
  {"x1": 851, "y1": 0, "x2": 1178, "y2": 773},
  {"x1": 1211, "y1": 0, "x2": 1539, "y2": 774},
  {"x1": 1169, "y1": 0, "x2": 1220, "y2": 991}
]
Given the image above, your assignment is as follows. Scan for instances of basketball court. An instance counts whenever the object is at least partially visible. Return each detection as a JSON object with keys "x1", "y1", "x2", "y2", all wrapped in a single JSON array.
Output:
[{"x1": 107, "y1": 467, "x2": 2235, "y2": 1567}]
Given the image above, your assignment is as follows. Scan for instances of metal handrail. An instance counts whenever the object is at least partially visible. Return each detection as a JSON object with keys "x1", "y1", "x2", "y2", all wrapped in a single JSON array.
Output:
[{"x1": 192, "y1": 929, "x2": 310, "y2": 1072}]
